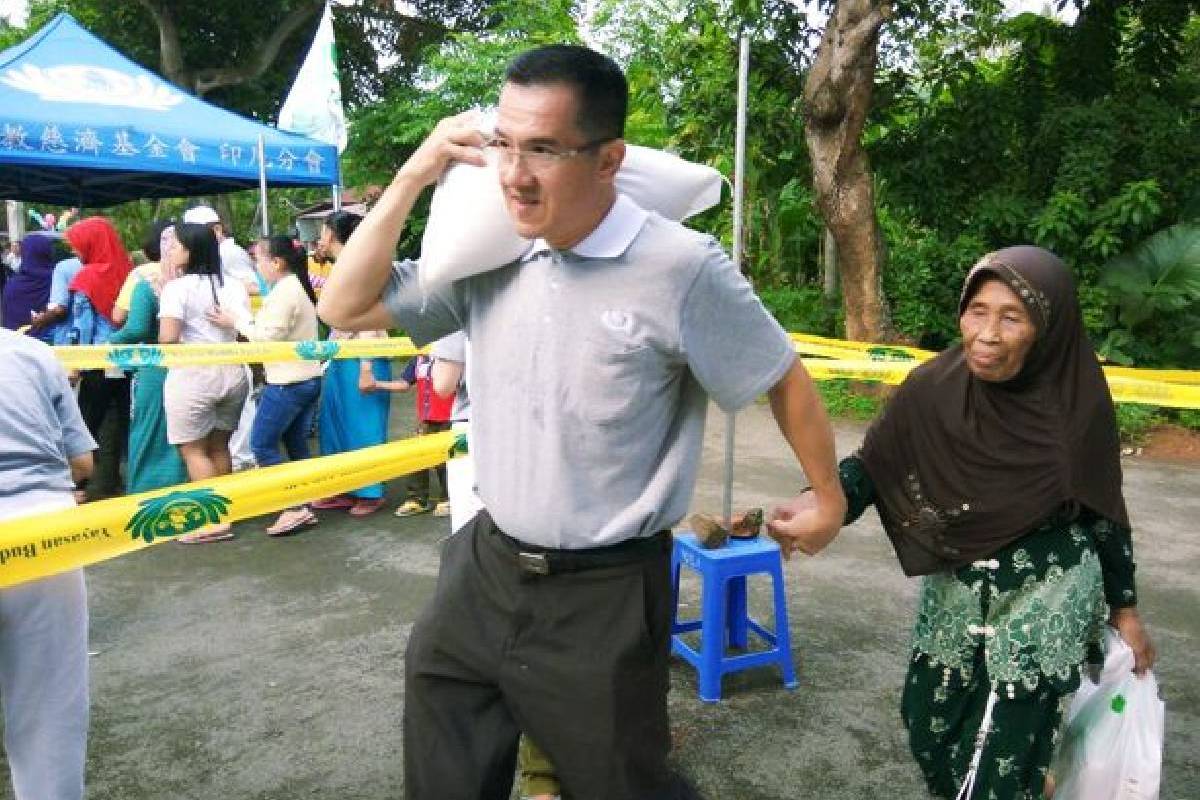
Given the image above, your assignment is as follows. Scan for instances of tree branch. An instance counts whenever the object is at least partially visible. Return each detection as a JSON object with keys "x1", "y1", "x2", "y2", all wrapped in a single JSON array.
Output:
[
  {"x1": 192, "y1": 0, "x2": 325, "y2": 96},
  {"x1": 134, "y1": 0, "x2": 189, "y2": 88},
  {"x1": 803, "y1": 0, "x2": 887, "y2": 128}
]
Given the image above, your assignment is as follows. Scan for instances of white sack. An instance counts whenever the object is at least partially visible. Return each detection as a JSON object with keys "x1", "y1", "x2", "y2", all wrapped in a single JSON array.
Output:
[{"x1": 419, "y1": 144, "x2": 724, "y2": 290}]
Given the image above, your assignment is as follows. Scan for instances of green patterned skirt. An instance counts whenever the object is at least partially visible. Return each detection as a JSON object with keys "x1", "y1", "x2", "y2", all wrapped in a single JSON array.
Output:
[{"x1": 900, "y1": 519, "x2": 1107, "y2": 799}]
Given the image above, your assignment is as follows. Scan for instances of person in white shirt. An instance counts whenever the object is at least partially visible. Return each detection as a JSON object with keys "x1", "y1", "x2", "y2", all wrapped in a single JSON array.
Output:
[
  {"x1": 158, "y1": 223, "x2": 251, "y2": 544},
  {"x1": 208, "y1": 236, "x2": 323, "y2": 536},
  {"x1": 181, "y1": 206, "x2": 260, "y2": 472},
  {"x1": 181, "y1": 205, "x2": 259, "y2": 295}
]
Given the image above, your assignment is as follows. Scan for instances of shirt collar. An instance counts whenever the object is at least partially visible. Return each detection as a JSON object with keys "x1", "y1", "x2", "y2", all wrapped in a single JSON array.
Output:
[{"x1": 520, "y1": 194, "x2": 648, "y2": 263}]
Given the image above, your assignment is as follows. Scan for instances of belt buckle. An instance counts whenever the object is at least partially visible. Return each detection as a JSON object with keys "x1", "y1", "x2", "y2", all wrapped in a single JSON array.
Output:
[{"x1": 518, "y1": 552, "x2": 550, "y2": 575}]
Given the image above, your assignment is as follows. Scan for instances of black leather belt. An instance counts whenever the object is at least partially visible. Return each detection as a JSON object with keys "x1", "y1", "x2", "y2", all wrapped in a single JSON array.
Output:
[{"x1": 492, "y1": 528, "x2": 671, "y2": 576}]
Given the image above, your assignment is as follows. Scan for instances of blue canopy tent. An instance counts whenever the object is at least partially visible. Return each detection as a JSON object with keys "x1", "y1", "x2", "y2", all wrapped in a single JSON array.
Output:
[{"x1": 0, "y1": 13, "x2": 340, "y2": 206}]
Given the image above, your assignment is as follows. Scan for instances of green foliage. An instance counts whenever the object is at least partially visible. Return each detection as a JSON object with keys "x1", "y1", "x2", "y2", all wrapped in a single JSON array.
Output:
[
  {"x1": 1097, "y1": 222, "x2": 1200, "y2": 367},
  {"x1": 878, "y1": 206, "x2": 984, "y2": 349},
  {"x1": 757, "y1": 286, "x2": 838, "y2": 336},
  {"x1": 1174, "y1": 408, "x2": 1200, "y2": 431},
  {"x1": 815, "y1": 380, "x2": 884, "y2": 421},
  {"x1": 7, "y1": 0, "x2": 492, "y2": 118},
  {"x1": 1030, "y1": 190, "x2": 1089, "y2": 255},
  {"x1": 1110, "y1": 405, "x2": 1200, "y2": 443},
  {"x1": 1115, "y1": 404, "x2": 1167, "y2": 444},
  {"x1": 597, "y1": 0, "x2": 815, "y2": 287}
]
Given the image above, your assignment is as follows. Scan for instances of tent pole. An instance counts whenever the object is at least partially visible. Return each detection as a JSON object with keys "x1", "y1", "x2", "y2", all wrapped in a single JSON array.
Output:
[
  {"x1": 723, "y1": 31, "x2": 751, "y2": 531},
  {"x1": 257, "y1": 134, "x2": 270, "y2": 237}
]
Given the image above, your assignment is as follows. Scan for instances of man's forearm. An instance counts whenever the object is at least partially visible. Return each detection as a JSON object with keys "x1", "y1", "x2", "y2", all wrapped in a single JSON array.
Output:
[
  {"x1": 768, "y1": 357, "x2": 841, "y2": 498},
  {"x1": 318, "y1": 173, "x2": 426, "y2": 328}
]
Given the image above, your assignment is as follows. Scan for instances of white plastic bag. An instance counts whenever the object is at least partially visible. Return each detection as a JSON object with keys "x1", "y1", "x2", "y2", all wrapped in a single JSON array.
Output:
[
  {"x1": 418, "y1": 136, "x2": 724, "y2": 290},
  {"x1": 1052, "y1": 626, "x2": 1164, "y2": 800}
]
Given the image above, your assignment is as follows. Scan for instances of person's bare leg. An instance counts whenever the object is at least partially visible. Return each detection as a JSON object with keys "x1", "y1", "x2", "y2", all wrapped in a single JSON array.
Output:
[
  {"x1": 178, "y1": 440, "x2": 218, "y2": 481},
  {"x1": 176, "y1": 438, "x2": 232, "y2": 541},
  {"x1": 207, "y1": 430, "x2": 234, "y2": 477}
]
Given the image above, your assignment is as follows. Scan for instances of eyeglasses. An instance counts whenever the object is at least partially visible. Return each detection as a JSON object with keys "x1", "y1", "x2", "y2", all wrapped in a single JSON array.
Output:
[{"x1": 483, "y1": 136, "x2": 615, "y2": 172}]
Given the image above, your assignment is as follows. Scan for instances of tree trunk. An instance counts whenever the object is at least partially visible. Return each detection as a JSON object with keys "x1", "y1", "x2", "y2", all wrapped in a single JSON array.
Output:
[
  {"x1": 802, "y1": 0, "x2": 891, "y2": 342},
  {"x1": 135, "y1": 0, "x2": 324, "y2": 97},
  {"x1": 822, "y1": 226, "x2": 838, "y2": 298}
]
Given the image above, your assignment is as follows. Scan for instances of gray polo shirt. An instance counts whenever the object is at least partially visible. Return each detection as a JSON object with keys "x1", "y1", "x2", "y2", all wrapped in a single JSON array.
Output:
[
  {"x1": 385, "y1": 194, "x2": 795, "y2": 548},
  {"x1": 0, "y1": 329, "x2": 96, "y2": 519}
]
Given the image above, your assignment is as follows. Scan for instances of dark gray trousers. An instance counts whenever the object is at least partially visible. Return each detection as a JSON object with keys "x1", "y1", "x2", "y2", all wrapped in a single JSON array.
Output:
[{"x1": 403, "y1": 511, "x2": 691, "y2": 800}]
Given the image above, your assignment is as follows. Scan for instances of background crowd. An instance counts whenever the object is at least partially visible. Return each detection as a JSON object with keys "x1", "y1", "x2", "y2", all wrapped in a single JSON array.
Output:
[{"x1": 0, "y1": 207, "x2": 457, "y2": 540}]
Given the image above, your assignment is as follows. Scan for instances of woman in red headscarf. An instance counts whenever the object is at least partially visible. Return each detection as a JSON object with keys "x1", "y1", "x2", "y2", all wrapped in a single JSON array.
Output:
[
  {"x1": 64, "y1": 217, "x2": 134, "y2": 499},
  {"x1": 66, "y1": 217, "x2": 132, "y2": 323}
]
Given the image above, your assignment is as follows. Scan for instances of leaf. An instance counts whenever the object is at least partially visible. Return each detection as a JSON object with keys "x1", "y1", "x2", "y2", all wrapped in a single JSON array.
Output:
[{"x1": 1103, "y1": 222, "x2": 1200, "y2": 300}]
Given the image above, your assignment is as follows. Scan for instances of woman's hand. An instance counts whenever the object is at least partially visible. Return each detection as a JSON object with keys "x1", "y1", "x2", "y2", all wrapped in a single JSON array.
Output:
[
  {"x1": 766, "y1": 488, "x2": 845, "y2": 560},
  {"x1": 358, "y1": 372, "x2": 378, "y2": 393},
  {"x1": 205, "y1": 306, "x2": 236, "y2": 330},
  {"x1": 1110, "y1": 607, "x2": 1156, "y2": 675}
]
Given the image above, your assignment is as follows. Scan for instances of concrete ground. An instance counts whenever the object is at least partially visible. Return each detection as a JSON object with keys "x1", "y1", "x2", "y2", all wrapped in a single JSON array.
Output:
[{"x1": 3, "y1": 399, "x2": 1196, "y2": 799}]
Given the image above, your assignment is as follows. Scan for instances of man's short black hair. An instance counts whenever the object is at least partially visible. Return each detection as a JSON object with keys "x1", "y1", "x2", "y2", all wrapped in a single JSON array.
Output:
[{"x1": 504, "y1": 44, "x2": 628, "y2": 142}]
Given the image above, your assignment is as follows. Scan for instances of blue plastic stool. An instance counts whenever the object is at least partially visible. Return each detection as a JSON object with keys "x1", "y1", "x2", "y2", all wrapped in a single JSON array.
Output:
[{"x1": 670, "y1": 531, "x2": 797, "y2": 703}]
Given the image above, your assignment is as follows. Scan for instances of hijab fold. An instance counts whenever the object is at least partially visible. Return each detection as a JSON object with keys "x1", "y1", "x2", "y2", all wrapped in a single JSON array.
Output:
[
  {"x1": 859, "y1": 246, "x2": 1127, "y2": 576},
  {"x1": 66, "y1": 217, "x2": 132, "y2": 322}
]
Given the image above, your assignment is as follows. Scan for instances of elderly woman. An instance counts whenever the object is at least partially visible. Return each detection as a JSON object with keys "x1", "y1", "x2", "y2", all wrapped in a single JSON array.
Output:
[{"x1": 770, "y1": 246, "x2": 1155, "y2": 799}]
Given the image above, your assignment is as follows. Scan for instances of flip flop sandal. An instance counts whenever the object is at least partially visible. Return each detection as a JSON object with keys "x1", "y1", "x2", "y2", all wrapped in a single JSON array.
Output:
[
  {"x1": 349, "y1": 498, "x2": 386, "y2": 517},
  {"x1": 311, "y1": 495, "x2": 356, "y2": 511},
  {"x1": 267, "y1": 511, "x2": 318, "y2": 537}
]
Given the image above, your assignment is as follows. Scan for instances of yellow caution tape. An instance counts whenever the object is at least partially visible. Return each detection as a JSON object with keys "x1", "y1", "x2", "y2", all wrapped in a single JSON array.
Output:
[
  {"x1": 0, "y1": 431, "x2": 455, "y2": 589},
  {"x1": 790, "y1": 333, "x2": 936, "y2": 362},
  {"x1": 53, "y1": 337, "x2": 426, "y2": 370},
  {"x1": 45, "y1": 333, "x2": 1199, "y2": 406},
  {"x1": 1103, "y1": 375, "x2": 1200, "y2": 408},
  {"x1": 800, "y1": 358, "x2": 918, "y2": 386},
  {"x1": 796, "y1": 357, "x2": 1200, "y2": 409},
  {"x1": 1101, "y1": 366, "x2": 1200, "y2": 386}
]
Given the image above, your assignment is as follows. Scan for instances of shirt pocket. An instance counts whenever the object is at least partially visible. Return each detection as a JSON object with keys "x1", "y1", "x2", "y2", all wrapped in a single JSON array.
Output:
[{"x1": 577, "y1": 326, "x2": 656, "y2": 428}]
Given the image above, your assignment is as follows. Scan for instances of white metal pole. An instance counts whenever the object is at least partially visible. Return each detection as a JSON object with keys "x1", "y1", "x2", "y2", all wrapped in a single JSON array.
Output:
[
  {"x1": 724, "y1": 32, "x2": 751, "y2": 530},
  {"x1": 257, "y1": 134, "x2": 270, "y2": 237}
]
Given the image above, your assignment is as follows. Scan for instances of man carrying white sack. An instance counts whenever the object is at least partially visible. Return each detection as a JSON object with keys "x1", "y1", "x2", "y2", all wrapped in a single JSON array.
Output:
[
  {"x1": 319, "y1": 44, "x2": 846, "y2": 799},
  {"x1": 0, "y1": 327, "x2": 96, "y2": 800}
]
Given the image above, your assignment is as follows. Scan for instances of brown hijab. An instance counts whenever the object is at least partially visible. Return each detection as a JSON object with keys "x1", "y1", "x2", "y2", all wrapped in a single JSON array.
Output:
[{"x1": 859, "y1": 245, "x2": 1128, "y2": 576}]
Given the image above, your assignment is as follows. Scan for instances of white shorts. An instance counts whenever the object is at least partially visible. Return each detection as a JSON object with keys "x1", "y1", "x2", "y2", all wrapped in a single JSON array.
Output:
[{"x1": 164, "y1": 365, "x2": 250, "y2": 445}]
